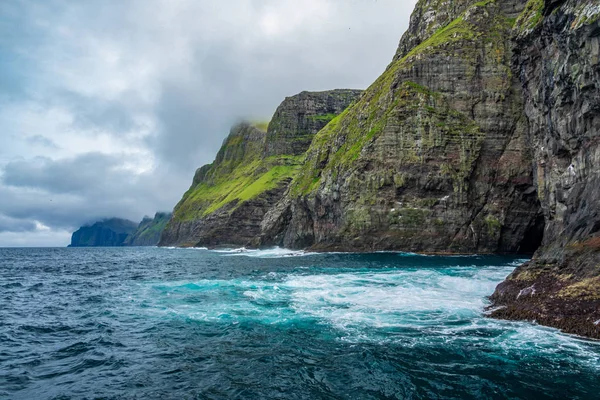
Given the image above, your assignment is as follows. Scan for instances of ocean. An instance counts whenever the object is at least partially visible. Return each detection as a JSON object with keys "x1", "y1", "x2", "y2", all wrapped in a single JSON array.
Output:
[{"x1": 1, "y1": 247, "x2": 599, "y2": 399}]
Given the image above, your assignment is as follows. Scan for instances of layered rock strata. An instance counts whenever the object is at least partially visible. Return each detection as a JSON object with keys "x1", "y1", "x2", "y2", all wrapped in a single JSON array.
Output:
[
  {"x1": 162, "y1": 0, "x2": 600, "y2": 337},
  {"x1": 490, "y1": 0, "x2": 600, "y2": 338},
  {"x1": 261, "y1": 0, "x2": 542, "y2": 253}
]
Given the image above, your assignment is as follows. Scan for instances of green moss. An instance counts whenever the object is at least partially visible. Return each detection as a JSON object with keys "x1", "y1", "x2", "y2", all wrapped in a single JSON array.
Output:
[
  {"x1": 515, "y1": 0, "x2": 544, "y2": 33},
  {"x1": 404, "y1": 16, "x2": 480, "y2": 60},
  {"x1": 252, "y1": 121, "x2": 270, "y2": 131},
  {"x1": 397, "y1": 208, "x2": 431, "y2": 228},
  {"x1": 484, "y1": 215, "x2": 502, "y2": 236},
  {"x1": 559, "y1": 277, "x2": 600, "y2": 300},
  {"x1": 310, "y1": 114, "x2": 338, "y2": 123},
  {"x1": 416, "y1": 198, "x2": 439, "y2": 208},
  {"x1": 570, "y1": 3, "x2": 600, "y2": 29},
  {"x1": 511, "y1": 269, "x2": 544, "y2": 281}
]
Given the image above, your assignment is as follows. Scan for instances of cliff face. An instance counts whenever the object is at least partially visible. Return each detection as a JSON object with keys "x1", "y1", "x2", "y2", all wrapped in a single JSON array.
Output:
[
  {"x1": 125, "y1": 212, "x2": 172, "y2": 246},
  {"x1": 159, "y1": 90, "x2": 362, "y2": 247},
  {"x1": 69, "y1": 218, "x2": 138, "y2": 247},
  {"x1": 261, "y1": 0, "x2": 543, "y2": 253},
  {"x1": 490, "y1": 0, "x2": 600, "y2": 338}
]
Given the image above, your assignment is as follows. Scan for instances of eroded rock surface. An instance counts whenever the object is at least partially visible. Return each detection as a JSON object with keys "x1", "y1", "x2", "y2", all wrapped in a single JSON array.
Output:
[{"x1": 489, "y1": 0, "x2": 600, "y2": 338}]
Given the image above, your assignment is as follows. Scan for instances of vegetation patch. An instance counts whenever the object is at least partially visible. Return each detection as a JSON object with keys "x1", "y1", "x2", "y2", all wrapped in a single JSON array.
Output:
[
  {"x1": 288, "y1": 0, "x2": 502, "y2": 198},
  {"x1": 559, "y1": 277, "x2": 600, "y2": 300},
  {"x1": 310, "y1": 114, "x2": 338, "y2": 123},
  {"x1": 515, "y1": 0, "x2": 544, "y2": 34},
  {"x1": 252, "y1": 121, "x2": 270, "y2": 132},
  {"x1": 485, "y1": 215, "x2": 502, "y2": 236}
]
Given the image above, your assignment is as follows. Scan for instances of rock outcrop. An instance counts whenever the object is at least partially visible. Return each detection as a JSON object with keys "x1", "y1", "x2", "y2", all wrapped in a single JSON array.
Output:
[
  {"x1": 69, "y1": 218, "x2": 138, "y2": 247},
  {"x1": 489, "y1": 0, "x2": 600, "y2": 339},
  {"x1": 159, "y1": 90, "x2": 362, "y2": 247},
  {"x1": 125, "y1": 212, "x2": 172, "y2": 246}
]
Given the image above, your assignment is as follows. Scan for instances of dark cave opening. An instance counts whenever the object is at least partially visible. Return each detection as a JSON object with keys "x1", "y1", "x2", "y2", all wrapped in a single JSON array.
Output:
[{"x1": 519, "y1": 214, "x2": 545, "y2": 254}]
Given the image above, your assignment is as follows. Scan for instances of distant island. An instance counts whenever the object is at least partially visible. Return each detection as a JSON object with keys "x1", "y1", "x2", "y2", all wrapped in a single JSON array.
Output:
[{"x1": 69, "y1": 212, "x2": 172, "y2": 247}]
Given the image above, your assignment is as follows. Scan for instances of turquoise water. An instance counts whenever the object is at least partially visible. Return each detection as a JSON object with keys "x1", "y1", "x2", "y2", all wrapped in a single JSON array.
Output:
[{"x1": 1, "y1": 247, "x2": 599, "y2": 399}]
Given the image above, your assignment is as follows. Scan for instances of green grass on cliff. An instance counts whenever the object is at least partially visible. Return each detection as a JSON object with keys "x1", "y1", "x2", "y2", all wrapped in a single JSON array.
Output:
[
  {"x1": 515, "y1": 0, "x2": 544, "y2": 33},
  {"x1": 174, "y1": 156, "x2": 301, "y2": 221},
  {"x1": 289, "y1": 0, "x2": 502, "y2": 197},
  {"x1": 252, "y1": 121, "x2": 270, "y2": 132},
  {"x1": 310, "y1": 114, "x2": 338, "y2": 123}
]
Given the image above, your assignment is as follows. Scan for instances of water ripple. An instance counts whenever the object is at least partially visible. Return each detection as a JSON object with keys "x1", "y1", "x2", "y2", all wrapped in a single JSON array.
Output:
[{"x1": 1, "y1": 247, "x2": 598, "y2": 399}]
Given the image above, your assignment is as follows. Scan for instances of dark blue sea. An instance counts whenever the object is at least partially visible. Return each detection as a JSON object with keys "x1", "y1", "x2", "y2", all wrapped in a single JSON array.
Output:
[{"x1": 1, "y1": 247, "x2": 599, "y2": 399}]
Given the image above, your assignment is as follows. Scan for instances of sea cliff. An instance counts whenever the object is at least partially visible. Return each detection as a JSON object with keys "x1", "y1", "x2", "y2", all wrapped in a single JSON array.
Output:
[{"x1": 162, "y1": 0, "x2": 599, "y2": 338}]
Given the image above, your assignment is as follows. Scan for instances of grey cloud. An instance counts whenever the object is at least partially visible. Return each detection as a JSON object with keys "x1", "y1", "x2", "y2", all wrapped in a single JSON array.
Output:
[
  {"x1": 27, "y1": 135, "x2": 60, "y2": 149},
  {"x1": 1, "y1": 152, "x2": 188, "y2": 232},
  {"x1": 55, "y1": 90, "x2": 145, "y2": 135},
  {"x1": 3, "y1": 153, "x2": 123, "y2": 195},
  {"x1": 0, "y1": 214, "x2": 37, "y2": 233},
  {"x1": 0, "y1": 0, "x2": 417, "y2": 245}
]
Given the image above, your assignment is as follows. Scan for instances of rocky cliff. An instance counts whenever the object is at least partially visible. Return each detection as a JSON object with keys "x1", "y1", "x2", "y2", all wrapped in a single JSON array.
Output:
[
  {"x1": 125, "y1": 212, "x2": 172, "y2": 246},
  {"x1": 159, "y1": 90, "x2": 362, "y2": 247},
  {"x1": 490, "y1": 0, "x2": 600, "y2": 338},
  {"x1": 69, "y1": 218, "x2": 138, "y2": 247},
  {"x1": 261, "y1": 0, "x2": 543, "y2": 253}
]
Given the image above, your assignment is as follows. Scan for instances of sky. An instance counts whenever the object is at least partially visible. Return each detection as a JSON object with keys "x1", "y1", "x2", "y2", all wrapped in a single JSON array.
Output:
[{"x1": 0, "y1": 0, "x2": 417, "y2": 247}]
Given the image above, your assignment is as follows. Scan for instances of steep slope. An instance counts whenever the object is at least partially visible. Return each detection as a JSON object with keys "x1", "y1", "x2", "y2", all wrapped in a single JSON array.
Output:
[
  {"x1": 490, "y1": 0, "x2": 600, "y2": 338},
  {"x1": 69, "y1": 218, "x2": 138, "y2": 247},
  {"x1": 261, "y1": 0, "x2": 543, "y2": 253},
  {"x1": 159, "y1": 90, "x2": 362, "y2": 247},
  {"x1": 125, "y1": 212, "x2": 172, "y2": 246}
]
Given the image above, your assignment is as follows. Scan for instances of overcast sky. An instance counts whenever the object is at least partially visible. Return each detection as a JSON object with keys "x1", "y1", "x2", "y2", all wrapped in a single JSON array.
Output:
[{"x1": 0, "y1": 0, "x2": 417, "y2": 247}]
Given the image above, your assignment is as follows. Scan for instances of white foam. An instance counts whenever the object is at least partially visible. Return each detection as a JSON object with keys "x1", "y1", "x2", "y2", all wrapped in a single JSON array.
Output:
[
  {"x1": 214, "y1": 247, "x2": 318, "y2": 258},
  {"x1": 136, "y1": 264, "x2": 600, "y2": 366},
  {"x1": 161, "y1": 246, "x2": 208, "y2": 250}
]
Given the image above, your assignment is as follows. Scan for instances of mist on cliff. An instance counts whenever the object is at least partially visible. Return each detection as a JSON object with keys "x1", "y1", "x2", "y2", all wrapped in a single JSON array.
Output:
[{"x1": 0, "y1": 0, "x2": 417, "y2": 246}]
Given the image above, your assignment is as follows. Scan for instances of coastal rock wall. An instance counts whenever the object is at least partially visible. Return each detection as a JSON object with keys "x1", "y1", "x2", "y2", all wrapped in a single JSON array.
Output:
[
  {"x1": 490, "y1": 0, "x2": 600, "y2": 338},
  {"x1": 261, "y1": 0, "x2": 543, "y2": 253},
  {"x1": 160, "y1": 0, "x2": 600, "y2": 337}
]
